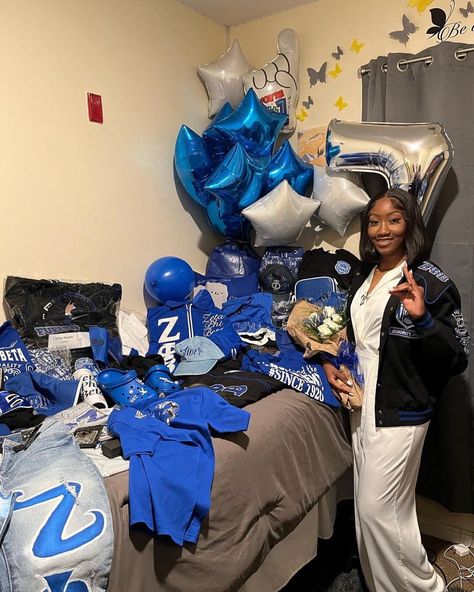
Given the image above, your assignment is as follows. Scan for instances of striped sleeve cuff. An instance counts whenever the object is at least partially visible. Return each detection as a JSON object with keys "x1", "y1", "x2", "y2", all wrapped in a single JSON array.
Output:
[{"x1": 413, "y1": 311, "x2": 434, "y2": 330}]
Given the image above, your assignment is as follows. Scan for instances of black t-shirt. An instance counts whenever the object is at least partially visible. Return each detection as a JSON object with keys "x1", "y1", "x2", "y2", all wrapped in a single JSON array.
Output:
[
  {"x1": 297, "y1": 248, "x2": 361, "y2": 291},
  {"x1": 179, "y1": 359, "x2": 283, "y2": 408}
]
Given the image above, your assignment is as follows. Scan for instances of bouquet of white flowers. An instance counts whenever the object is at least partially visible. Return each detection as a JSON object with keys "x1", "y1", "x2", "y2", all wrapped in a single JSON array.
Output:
[
  {"x1": 302, "y1": 303, "x2": 346, "y2": 342},
  {"x1": 287, "y1": 292, "x2": 363, "y2": 410}
]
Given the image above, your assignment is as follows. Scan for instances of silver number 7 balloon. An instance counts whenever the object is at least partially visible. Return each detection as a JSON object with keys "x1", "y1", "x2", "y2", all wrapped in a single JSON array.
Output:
[{"x1": 325, "y1": 119, "x2": 454, "y2": 222}]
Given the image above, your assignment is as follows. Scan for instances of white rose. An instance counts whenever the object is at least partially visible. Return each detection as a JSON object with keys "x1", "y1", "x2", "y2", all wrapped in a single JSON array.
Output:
[
  {"x1": 317, "y1": 324, "x2": 333, "y2": 337},
  {"x1": 323, "y1": 306, "x2": 336, "y2": 317},
  {"x1": 331, "y1": 313, "x2": 344, "y2": 324},
  {"x1": 324, "y1": 319, "x2": 341, "y2": 331}
]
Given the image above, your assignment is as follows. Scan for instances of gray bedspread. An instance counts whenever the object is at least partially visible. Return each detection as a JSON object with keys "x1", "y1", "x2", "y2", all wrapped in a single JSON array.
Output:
[{"x1": 105, "y1": 389, "x2": 353, "y2": 592}]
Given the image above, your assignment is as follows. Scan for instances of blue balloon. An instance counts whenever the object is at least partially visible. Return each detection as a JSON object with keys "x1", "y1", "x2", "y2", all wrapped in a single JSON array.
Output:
[
  {"x1": 202, "y1": 102, "x2": 235, "y2": 164},
  {"x1": 206, "y1": 199, "x2": 250, "y2": 240},
  {"x1": 213, "y1": 89, "x2": 287, "y2": 159},
  {"x1": 174, "y1": 125, "x2": 215, "y2": 207},
  {"x1": 263, "y1": 140, "x2": 314, "y2": 195},
  {"x1": 205, "y1": 142, "x2": 266, "y2": 211},
  {"x1": 145, "y1": 257, "x2": 195, "y2": 303}
]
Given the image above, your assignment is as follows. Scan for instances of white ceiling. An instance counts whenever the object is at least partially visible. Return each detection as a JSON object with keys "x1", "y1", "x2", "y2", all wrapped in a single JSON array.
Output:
[{"x1": 180, "y1": 0, "x2": 318, "y2": 27}]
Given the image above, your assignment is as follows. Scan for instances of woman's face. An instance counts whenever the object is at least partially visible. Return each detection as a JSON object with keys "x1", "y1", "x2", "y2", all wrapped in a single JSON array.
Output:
[{"x1": 367, "y1": 197, "x2": 407, "y2": 260}]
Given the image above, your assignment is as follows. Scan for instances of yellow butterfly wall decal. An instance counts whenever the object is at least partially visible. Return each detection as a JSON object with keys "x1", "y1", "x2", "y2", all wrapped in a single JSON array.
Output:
[
  {"x1": 350, "y1": 38, "x2": 365, "y2": 53},
  {"x1": 328, "y1": 62, "x2": 342, "y2": 78},
  {"x1": 407, "y1": 0, "x2": 433, "y2": 13},
  {"x1": 296, "y1": 108, "x2": 308, "y2": 122},
  {"x1": 334, "y1": 96, "x2": 349, "y2": 111}
]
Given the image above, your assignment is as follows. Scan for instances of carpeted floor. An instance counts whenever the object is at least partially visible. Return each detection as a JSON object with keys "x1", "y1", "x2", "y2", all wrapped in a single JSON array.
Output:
[
  {"x1": 324, "y1": 569, "x2": 365, "y2": 592},
  {"x1": 423, "y1": 534, "x2": 474, "y2": 591},
  {"x1": 281, "y1": 501, "x2": 474, "y2": 592}
]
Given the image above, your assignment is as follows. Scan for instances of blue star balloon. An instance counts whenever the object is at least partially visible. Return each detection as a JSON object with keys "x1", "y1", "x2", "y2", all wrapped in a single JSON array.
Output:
[
  {"x1": 213, "y1": 88, "x2": 287, "y2": 159},
  {"x1": 202, "y1": 102, "x2": 235, "y2": 165},
  {"x1": 206, "y1": 198, "x2": 250, "y2": 240},
  {"x1": 204, "y1": 142, "x2": 266, "y2": 211},
  {"x1": 263, "y1": 140, "x2": 314, "y2": 195},
  {"x1": 174, "y1": 125, "x2": 215, "y2": 207}
]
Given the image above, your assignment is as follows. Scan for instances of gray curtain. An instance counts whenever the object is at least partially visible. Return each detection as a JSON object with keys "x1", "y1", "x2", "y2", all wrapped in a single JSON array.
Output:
[{"x1": 361, "y1": 41, "x2": 474, "y2": 513}]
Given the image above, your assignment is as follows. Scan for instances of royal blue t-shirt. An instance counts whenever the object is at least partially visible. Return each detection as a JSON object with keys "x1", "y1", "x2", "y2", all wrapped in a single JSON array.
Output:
[
  {"x1": 7, "y1": 371, "x2": 80, "y2": 416},
  {"x1": 108, "y1": 407, "x2": 200, "y2": 545},
  {"x1": 242, "y1": 349, "x2": 340, "y2": 408},
  {"x1": 222, "y1": 293, "x2": 275, "y2": 335},
  {"x1": 108, "y1": 387, "x2": 250, "y2": 545},
  {"x1": 151, "y1": 387, "x2": 250, "y2": 542}
]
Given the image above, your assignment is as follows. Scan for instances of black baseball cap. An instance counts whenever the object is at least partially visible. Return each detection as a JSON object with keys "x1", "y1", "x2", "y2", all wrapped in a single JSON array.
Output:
[{"x1": 259, "y1": 264, "x2": 296, "y2": 303}]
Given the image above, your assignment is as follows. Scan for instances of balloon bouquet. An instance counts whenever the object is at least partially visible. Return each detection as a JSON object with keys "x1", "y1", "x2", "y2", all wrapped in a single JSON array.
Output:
[
  {"x1": 175, "y1": 29, "x2": 318, "y2": 246},
  {"x1": 175, "y1": 29, "x2": 454, "y2": 245},
  {"x1": 148, "y1": 34, "x2": 455, "y2": 305}
]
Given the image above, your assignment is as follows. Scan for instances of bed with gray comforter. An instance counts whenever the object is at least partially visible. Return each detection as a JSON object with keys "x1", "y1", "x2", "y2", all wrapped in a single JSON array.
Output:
[{"x1": 105, "y1": 388, "x2": 353, "y2": 592}]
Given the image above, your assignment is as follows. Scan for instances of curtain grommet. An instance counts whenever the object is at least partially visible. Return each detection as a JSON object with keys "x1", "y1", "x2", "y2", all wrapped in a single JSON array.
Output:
[
  {"x1": 455, "y1": 49, "x2": 467, "y2": 61},
  {"x1": 424, "y1": 57, "x2": 434, "y2": 68},
  {"x1": 397, "y1": 60, "x2": 409, "y2": 72},
  {"x1": 381, "y1": 63, "x2": 388, "y2": 73}
]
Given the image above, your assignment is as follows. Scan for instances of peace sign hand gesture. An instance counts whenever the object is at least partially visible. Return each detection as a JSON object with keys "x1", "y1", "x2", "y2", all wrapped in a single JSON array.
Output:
[{"x1": 389, "y1": 262, "x2": 426, "y2": 320}]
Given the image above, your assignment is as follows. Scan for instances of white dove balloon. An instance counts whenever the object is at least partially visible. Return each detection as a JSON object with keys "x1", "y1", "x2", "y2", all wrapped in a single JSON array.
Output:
[
  {"x1": 313, "y1": 166, "x2": 370, "y2": 237},
  {"x1": 243, "y1": 29, "x2": 300, "y2": 134},
  {"x1": 197, "y1": 39, "x2": 253, "y2": 118},
  {"x1": 242, "y1": 180, "x2": 319, "y2": 247}
]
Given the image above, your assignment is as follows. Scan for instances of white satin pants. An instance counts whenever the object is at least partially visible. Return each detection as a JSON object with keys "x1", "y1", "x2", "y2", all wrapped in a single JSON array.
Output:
[{"x1": 351, "y1": 351, "x2": 445, "y2": 592}]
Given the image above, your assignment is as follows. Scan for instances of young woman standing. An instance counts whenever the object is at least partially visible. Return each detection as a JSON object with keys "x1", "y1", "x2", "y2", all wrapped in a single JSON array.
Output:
[{"x1": 323, "y1": 189, "x2": 469, "y2": 592}]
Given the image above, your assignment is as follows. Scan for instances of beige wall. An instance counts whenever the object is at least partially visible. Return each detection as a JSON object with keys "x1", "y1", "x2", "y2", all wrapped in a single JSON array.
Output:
[
  {"x1": 231, "y1": 0, "x2": 474, "y2": 256},
  {"x1": 3, "y1": 0, "x2": 473, "y2": 317},
  {"x1": 0, "y1": 0, "x2": 225, "y2": 318}
]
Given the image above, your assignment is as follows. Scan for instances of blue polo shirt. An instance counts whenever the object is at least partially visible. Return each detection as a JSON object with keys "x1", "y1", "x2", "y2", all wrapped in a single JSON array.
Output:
[
  {"x1": 108, "y1": 407, "x2": 200, "y2": 545},
  {"x1": 108, "y1": 387, "x2": 250, "y2": 545}
]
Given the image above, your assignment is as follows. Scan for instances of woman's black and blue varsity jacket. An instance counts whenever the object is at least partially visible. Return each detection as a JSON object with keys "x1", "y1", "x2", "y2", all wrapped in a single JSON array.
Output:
[{"x1": 346, "y1": 260, "x2": 469, "y2": 427}]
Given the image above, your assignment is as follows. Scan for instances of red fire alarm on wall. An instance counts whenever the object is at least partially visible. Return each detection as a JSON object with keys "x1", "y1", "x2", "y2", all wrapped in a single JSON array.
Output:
[{"x1": 87, "y1": 93, "x2": 103, "y2": 124}]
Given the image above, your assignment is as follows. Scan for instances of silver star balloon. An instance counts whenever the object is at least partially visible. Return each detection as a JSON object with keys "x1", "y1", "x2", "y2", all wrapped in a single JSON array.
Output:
[
  {"x1": 312, "y1": 165, "x2": 370, "y2": 237},
  {"x1": 197, "y1": 39, "x2": 253, "y2": 118},
  {"x1": 242, "y1": 180, "x2": 319, "y2": 247}
]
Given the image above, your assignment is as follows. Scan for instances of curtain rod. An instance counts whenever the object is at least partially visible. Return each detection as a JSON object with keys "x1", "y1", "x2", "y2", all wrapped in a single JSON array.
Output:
[{"x1": 358, "y1": 46, "x2": 474, "y2": 76}]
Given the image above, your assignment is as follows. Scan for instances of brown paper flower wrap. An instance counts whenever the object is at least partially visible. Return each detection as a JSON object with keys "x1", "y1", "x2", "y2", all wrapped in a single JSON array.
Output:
[{"x1": 287, "y1": 299, "x2": 363, "y2": 411}]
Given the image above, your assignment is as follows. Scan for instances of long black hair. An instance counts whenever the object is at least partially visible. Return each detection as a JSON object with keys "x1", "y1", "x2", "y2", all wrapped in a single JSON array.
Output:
[{"x1": 359, "y1": 188, "x2": 431, "y2": 266}]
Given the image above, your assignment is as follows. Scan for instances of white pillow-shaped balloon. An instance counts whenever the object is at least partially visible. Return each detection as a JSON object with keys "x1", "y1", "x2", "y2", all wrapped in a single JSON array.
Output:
[{"x1": 313, "y1": 166, "x2": 370, "y2": 237}]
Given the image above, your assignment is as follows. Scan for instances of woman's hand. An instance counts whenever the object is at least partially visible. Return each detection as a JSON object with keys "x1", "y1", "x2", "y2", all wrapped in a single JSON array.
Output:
[
  {"x1": 322, "y1": 360, "x2": 354, "y2": 404},
  {"x1": 389, "y1": 262, "x2": 426, "y2": 320}
]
